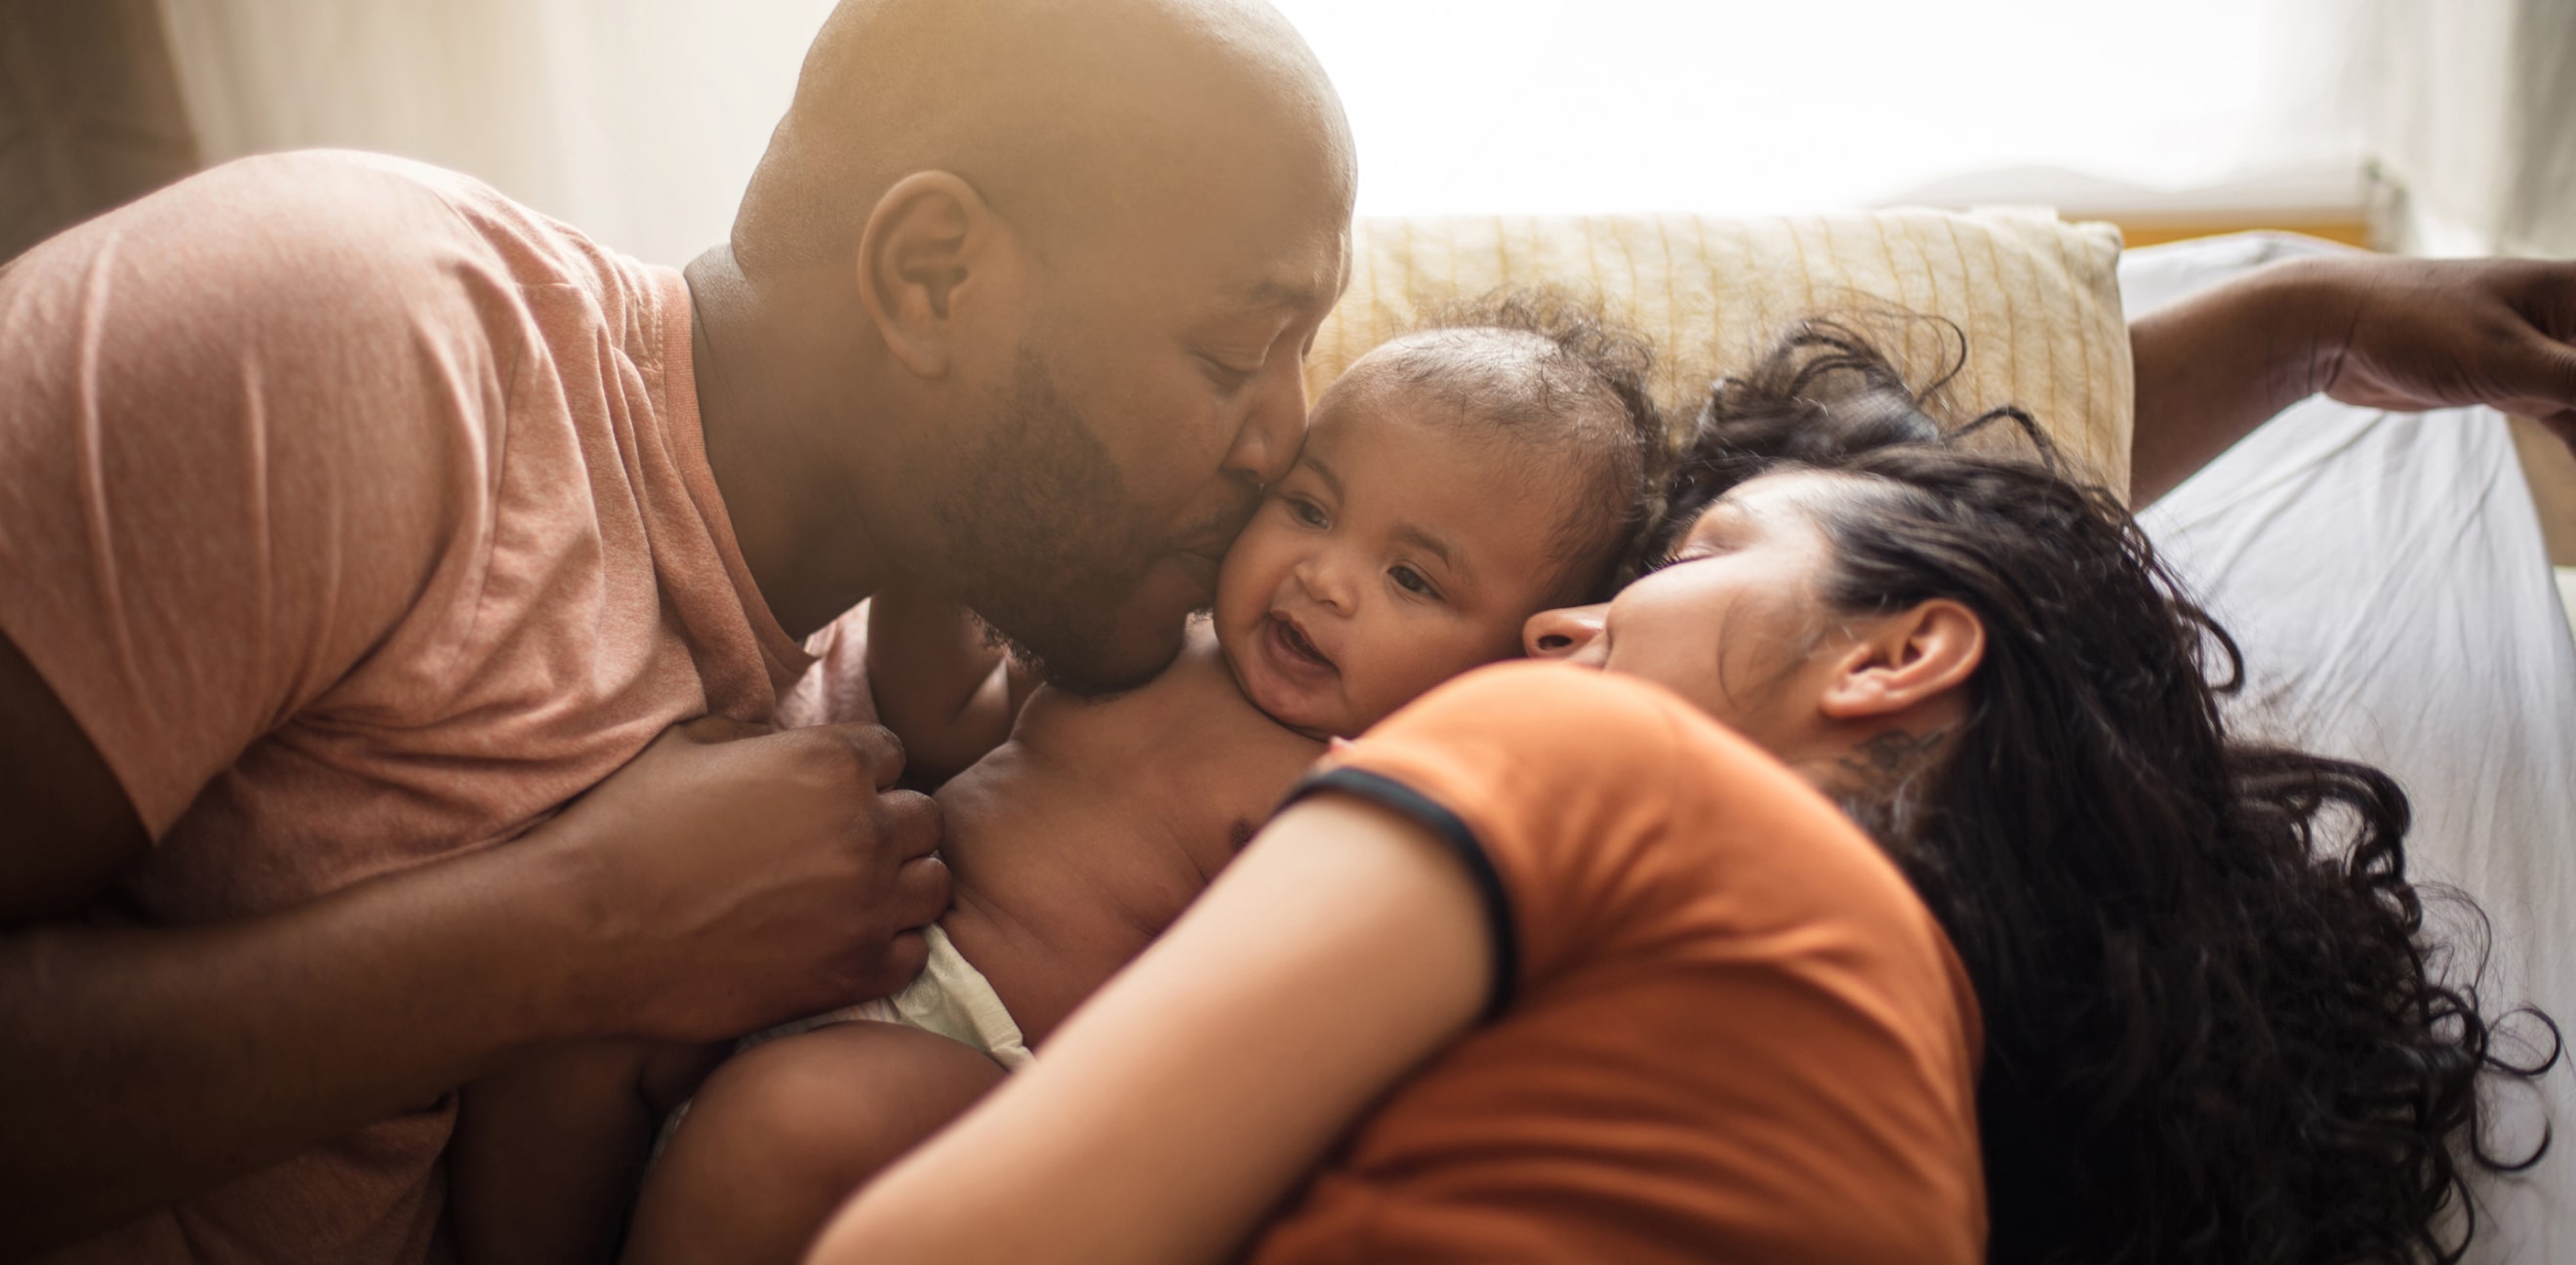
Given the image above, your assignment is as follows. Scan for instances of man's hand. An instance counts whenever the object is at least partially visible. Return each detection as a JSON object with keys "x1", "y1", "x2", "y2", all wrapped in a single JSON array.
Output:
[
  {"x1": 541, "y1": 717, "x2": 948, "y2": 1043},
  {"x1": 2303, "y1": 255, "x2": 2576, "y2": 447}
]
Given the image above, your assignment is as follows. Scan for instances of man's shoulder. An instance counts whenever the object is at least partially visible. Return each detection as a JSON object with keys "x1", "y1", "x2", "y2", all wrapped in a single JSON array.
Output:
[
  {"x1": 252, "y1": 151, "x2": 629, "y2": 289},
  {"x1": 126, "y1": 150, "x2": 508, "y2": 247},
  {"x1": 63, "y1": 150, "x2": 632, "y2": 312},
  {"x1": 10, "y1": 150, "x2": 650, "y2": 422},
  {"x1": 221, "y1": 148, "x2": 493, "y2": 201}
]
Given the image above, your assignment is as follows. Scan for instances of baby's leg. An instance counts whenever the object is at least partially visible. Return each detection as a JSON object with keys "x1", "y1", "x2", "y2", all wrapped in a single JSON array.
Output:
[
  {"x1": 622, "y1": 1021, "x2": 1008, "y2": 1265},
  {"x1": 449, "y1": 1038, "x2": 724, "y2": 1265}
]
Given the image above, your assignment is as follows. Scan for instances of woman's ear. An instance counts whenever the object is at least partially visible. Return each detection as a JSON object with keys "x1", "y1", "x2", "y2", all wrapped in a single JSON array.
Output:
[
  {"x1": 1817, "y1": 598, "x2": 1985, "y2": 720},
  {"x1": 854, "y1": 170, "x2": 1019, "y2": 380}
]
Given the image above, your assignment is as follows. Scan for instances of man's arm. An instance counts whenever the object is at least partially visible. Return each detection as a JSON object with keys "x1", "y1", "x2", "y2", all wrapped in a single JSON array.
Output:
[
  {"x1": 3, "y1": 822, "x2": 616, "y2": 1250},
  {"x1": 2129, "y1": 254, "x2": 2576, "y2": 507},
  {"x1": 865, "y1": 582, "x2": 1038, "y2": 784},
  {"x1": 0, "y1": 634, "x2": 145, "y2": 923},
  {"x1": 0, "y1": 646, "x2": 946, "y2": 1254}
]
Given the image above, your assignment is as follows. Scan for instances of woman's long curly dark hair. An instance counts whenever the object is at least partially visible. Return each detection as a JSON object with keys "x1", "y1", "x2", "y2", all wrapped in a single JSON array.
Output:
[{"x1": 1664, "y1": 319, "x2": 2560, "y2": 1264}]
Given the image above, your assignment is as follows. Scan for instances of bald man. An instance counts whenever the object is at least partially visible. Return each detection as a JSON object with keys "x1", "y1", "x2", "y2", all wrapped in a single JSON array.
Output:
[{"x1": 0, "y1": 0, "x2": 1351, "y2": 1257}]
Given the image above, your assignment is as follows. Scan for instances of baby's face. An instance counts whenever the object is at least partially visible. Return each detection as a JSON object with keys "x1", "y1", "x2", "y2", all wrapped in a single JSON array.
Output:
[{"x1": 1213, "y1": 382, "x2": 1573, "y2": 738}]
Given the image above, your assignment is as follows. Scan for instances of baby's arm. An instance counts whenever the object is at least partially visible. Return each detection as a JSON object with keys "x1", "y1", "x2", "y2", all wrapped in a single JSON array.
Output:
[
  {"x1": 865, "y1": 582, "x2": 1038, "y2": 783},
  {"x1": 448, "y1": 1039, "x2": 722, "y2": 1265},
  {"x1": 621, "y1": 1022, "x2": 1007, "y2": 1265}
]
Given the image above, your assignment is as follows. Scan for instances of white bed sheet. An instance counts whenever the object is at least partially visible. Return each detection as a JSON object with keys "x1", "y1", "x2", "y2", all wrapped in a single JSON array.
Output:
[{"x1": 2126, "y1": 233, "x2": 2576, "y2": 1262}]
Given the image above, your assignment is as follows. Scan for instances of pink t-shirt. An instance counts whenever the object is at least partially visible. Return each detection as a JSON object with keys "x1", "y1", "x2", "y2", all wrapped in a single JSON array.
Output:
[{"x1": 0, "y1": 151, "x2": 810, "y2": 1263}]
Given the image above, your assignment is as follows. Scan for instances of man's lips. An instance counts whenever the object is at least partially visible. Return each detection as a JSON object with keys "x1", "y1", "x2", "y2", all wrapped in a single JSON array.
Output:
[
  {"x1": 1168, "y1": 516, "x2": 1248, "y2": 599},
  {"x1": 1261, "y1": 611, "x2": 1338, "y2": 678},
  {"x1": 1170, "y1": 547, "x2": 1223, "y2": 596}
]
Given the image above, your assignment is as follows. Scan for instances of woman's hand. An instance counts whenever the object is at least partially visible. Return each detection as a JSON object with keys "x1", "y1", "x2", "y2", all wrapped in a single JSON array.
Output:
[{"x1": 2301, "y1": 255, "x2": 2576, "y2": 445}]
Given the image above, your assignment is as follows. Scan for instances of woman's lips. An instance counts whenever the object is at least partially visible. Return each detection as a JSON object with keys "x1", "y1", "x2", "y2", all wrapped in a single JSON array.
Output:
[{"x1": 1262, "y1": 612, "x2": 1338, "y2": 679}]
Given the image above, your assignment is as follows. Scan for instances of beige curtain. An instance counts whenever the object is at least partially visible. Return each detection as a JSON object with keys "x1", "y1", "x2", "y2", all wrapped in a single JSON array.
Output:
[
  {"x1": 145, "y1": 0, "x2": 2413, "y2": 263},
  {"x1": 101, "y1": 0, "x2": 2576, "y2": 268},
  {"x1": 153, "y1": 0, "x2": 834, "y2": 266},
  {"x1": 0, "y1": 0, "x2": 198, "y2": 261},
  {"x1": 2368, "y1": 0, "x2": 2576, "y2": 257}
]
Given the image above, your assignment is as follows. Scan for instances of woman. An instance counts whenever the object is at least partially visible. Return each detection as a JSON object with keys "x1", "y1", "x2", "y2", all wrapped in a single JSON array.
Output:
[{"x1": 804, "y1": 322, "x2": 2558, "y2": 1265}]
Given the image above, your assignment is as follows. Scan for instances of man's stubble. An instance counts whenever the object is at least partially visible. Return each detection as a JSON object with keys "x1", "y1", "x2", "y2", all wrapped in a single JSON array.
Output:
[{"x1": 927, "y1": 344, "x2": 1249, "y2": 696}]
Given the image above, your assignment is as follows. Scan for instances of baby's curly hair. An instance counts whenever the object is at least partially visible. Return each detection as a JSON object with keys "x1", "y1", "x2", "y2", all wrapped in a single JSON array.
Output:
[
  {"x1": 1372, "y1": 289, "x2": 1669, "y2": 601},
  {"x1": 1670, "y1": 318, "x2": 2561, "y2": 1264}
]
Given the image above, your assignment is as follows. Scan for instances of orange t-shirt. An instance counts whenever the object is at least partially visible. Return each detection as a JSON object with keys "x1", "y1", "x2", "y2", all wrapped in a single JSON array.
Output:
[
  {"x1": 0, "y1": 152, "x2": 808, "y2": 1263},
  {"x1": 1254, "y1": 662, "x2": 1987, "y2": 1264}
]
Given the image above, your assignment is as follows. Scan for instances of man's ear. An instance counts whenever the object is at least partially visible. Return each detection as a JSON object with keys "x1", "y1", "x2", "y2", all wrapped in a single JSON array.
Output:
[
  {"x1": 1818, "y1": 598, "x2": 1985, "y2": 720},
  {"x1": 855, "y1": 171, "x2": 1018, "y2": 380}
]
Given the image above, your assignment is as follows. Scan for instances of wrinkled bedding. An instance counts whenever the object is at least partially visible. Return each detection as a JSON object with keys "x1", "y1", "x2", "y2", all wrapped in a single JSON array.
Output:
[{"x1": 2128, "y1": 233, "x2": 2576, "y2": 1262}]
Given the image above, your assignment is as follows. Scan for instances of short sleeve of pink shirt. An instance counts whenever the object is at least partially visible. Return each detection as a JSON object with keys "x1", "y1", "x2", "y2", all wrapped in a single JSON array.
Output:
[{"x1": 0, "y1": 151, "x2": 808, "y2": 1263}]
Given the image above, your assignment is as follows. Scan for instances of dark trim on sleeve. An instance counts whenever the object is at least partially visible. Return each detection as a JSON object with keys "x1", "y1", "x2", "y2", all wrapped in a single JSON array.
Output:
[{"x1": 1280, "y1": 766, "x2": 1517, "y2": 1022}]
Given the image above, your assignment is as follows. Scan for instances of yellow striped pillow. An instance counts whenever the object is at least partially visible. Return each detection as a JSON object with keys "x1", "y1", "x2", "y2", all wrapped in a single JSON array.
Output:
[{"x1": 1307, "y1": 211, "x2": 2132, "y2": 496}]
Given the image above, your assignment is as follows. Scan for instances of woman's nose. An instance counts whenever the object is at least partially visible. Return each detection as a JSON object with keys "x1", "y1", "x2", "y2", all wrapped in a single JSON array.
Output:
[{"x1": 1523, "y1": 604, "x2": 1608, "y2": 662}]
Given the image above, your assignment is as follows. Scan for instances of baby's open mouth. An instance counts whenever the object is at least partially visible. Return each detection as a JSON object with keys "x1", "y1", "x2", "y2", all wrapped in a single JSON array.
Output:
[{"x1": 1265, "y1": 612, "x2": 1338, "y2": 675}]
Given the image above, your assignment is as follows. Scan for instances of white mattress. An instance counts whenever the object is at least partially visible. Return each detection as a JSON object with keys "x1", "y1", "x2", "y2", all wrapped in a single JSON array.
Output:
[{"x1": 2126, "y1": 233, "x2": 2576, "y2": 1262}]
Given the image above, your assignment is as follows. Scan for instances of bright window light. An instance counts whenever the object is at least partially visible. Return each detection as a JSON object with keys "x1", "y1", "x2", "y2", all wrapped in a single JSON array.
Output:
[{"x1": 1270, "y1": 0, "x2": 2369, "y2": 215}]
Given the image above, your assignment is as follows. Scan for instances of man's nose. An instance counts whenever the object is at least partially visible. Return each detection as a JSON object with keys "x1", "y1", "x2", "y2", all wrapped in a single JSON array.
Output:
[
  {"x1": 1523, "y1": 604, "x2": 1609, "y2": 663},
  {"x1": 1221, "y1": 356, "x2": 1308, "y2": 488}
]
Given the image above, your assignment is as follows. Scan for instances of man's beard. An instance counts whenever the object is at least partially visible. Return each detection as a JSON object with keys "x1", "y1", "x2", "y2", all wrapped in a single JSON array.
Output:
[{"x1": 927, "y1": 346, "x2": 1247, "y2": 695}]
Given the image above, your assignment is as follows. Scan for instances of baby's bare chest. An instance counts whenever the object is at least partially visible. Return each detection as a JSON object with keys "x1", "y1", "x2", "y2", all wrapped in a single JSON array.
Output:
[
  {"x1": 932, "y1": 650, "x2": 1321, "y2": 1040},
  {"x1": 946, "y1": 663, "x2": 1317, "y2": 891}
]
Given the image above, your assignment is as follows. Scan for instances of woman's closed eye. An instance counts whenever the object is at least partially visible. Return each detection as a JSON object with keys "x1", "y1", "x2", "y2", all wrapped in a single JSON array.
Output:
[
  {"x1": 1656, "y1": 523, "x2": 1742, "y2": 570},
  {"x1": 1646, "y1": 543, "x2": 1711, "y2": 573}
]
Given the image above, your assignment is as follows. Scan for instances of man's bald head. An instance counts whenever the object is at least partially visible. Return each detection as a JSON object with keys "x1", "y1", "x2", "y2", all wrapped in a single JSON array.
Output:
[
  {"x1": 737, "y1": 0, "x2": 1353, "y2": 278},
  {"x1": 711, "y1": 0, "x2": 1355, "y2": 692}
]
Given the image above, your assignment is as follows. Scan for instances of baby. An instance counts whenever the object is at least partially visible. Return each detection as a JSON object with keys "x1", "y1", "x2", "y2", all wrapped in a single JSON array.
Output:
[
  {"x1": 463, "y1": 300, "x2": 1665, "y2": 1265},
  {"x1": 809, "y1": 310, "x2": 1668, "y2": 1057}
]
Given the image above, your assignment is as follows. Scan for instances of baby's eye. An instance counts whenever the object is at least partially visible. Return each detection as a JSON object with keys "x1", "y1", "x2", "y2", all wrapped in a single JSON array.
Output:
[
  {"x1": 1284, "y1": 497, "x2": 1329, "y2": 528},
  {"x1": 1389, "y1": 565, "x2": 1437, "y2": 598}
]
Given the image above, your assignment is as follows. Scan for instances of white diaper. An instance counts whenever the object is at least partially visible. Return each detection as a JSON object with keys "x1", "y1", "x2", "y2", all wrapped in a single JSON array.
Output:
[
  {"x1": 652, "y1": 924, "x2": 1031, "y2": 1163},
  {"x1": 747, "y1": 923, "x2": 1034, "y2": 1070}
]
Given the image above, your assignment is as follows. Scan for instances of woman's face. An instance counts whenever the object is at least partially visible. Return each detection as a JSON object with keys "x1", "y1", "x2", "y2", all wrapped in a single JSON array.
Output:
[{"x1": 1523, "y1": 472, "x2": 1857, "y2": 754}]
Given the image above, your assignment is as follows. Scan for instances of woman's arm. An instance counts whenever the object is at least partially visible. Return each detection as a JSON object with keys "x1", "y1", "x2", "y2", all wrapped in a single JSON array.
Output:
[
  {"x1": 2128, "y1": 253, "x2": 2576, "y2": 507},
  {"x1": 865, "y1": 582, "x2": 1037, "y2": 783},
  {"x1": 806, "y1": 793, "x2": 1492, "y2": 1265}
]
